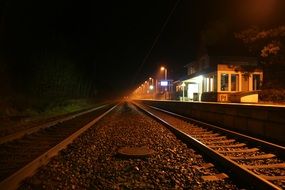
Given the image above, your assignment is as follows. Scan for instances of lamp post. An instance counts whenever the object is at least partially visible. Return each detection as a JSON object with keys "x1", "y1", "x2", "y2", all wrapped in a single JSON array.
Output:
[
  {"x1": 160, "y1": 66, "x2": 168, "y2": 100},
  {"x1": 149, "y1": 77, "x2": 154, "y2": 85},
  {"x1": 160, "y1": 66, "x2": 167, "y2": 80},
  {"x1": 149, "y1": 77, "x2": 154, "y2": 90},
  {"x1": 148, "y1": 77, "x2": 155, "y2": 99}
]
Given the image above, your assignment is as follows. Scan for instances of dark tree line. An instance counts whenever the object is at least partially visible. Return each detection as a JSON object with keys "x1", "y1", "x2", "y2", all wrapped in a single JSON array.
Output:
[
  {"x1": 0, "y1": 0, "x2": 102, "y2": 106},
  {"x1": 0, "y1": 49, "x2": 98, "y2": 103}
]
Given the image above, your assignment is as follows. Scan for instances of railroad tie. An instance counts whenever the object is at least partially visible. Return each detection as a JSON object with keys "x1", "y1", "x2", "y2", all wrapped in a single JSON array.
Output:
[
  {"x1": 196, "y1": 136, "x2": 227, "y2": 141},
  {"x1": 192, "y1": 133, "x2": 220, "y2": 138},
  {"x1": 218, "y1": 148, "x2": 259, "y2": 154},
  {"x1": 244, "y1": 163, "x2": 285, "y2": 169},
  {"x1": 208, "y1": 143, "x2": 246, "y2": 148},
  {"x1": 260, "y1": 175, "x2": 285, "y2": 181},
  {"x1": 201, "y1": 173, "x2": 229, "y2": 181},
  {"x1": 204, "y1": 139, "x2": 235, "y2": 144},
  {"x1": 227, "y1": 153, "x2": 276, "y2": 160},
  {"x1": 193, "y1": 163, "x2": 214, "y2": 170}
]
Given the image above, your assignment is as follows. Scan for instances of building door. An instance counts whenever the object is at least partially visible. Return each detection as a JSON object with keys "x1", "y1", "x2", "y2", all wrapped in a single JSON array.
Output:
[{"x1": 241, "y1": 74, "x2": 249, "y2": 91}]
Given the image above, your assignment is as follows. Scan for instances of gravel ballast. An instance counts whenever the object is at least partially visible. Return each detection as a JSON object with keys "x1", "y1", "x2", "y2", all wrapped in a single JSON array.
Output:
[{"x1": 20, "y1": 102, "x2": 241, "y2": 189}]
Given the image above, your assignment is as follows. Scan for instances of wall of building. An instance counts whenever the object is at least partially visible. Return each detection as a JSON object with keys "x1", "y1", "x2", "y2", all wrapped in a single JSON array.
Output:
[
  {"x1": 217, "y1": 64, "x2": 263, "y2": 93},
  {"x1": 136, "y1": 100, "x2": 285, "y2": 144}
]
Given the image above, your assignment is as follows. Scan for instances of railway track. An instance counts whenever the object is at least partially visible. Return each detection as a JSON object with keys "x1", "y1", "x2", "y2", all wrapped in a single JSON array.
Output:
[
  {"x1": 134, "y1": 102, "x2": 285, "y2": 190},
  {"x1": 0, "y1": 104, "x2": 108, "y2": 144},
  {"x1": 2, "y1": 101, "x2": 284, "y2": 189},
  {"x1": 0, "y1": 103, "x2": 116, "y2": 189},
  {"x1": 18, "y1": 102, "x2": 241, "y2": 189}
]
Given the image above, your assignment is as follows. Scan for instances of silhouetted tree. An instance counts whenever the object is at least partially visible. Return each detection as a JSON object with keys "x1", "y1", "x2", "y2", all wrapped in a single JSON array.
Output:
[{"x1": 235, "y1": 25, "x2": 285, "y2": 88}]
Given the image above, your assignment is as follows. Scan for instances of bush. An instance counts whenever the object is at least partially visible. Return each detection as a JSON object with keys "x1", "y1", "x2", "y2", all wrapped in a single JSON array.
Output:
[
  {"x1": 259, "y1": 89, "x2": 285, "y2": 102},
  {"x1": 201, "y1": 92, "x2": 218, "y2": 102}
]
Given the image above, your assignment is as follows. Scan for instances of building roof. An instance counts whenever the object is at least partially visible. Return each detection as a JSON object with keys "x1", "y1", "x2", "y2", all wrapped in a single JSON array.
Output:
[
  {"x1": 211, "y1": 56, "x2": 257, "y2": 66},
  {"x1": 185, "y1": 55, "x2": 258, "y2": 67}
]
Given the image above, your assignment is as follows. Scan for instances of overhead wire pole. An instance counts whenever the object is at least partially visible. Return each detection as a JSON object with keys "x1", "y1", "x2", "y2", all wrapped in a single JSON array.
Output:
[{"x1": 131, "y1": 0, "x2": 182, "y2": 87}]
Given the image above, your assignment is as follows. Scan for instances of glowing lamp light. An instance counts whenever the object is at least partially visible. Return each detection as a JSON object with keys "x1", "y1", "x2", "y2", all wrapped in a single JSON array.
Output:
[
  {"x1": 149, "y1": 85, "x2": 154, "y2": 90},
  {"x1": 161, "y1": 81, "x2": 168, "y2": 86}
]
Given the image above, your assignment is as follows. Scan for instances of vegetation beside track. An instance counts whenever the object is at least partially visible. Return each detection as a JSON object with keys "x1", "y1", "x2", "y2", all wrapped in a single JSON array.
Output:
[{"x1": 0, "y1": 98, "x2": 101, "y2": 134}]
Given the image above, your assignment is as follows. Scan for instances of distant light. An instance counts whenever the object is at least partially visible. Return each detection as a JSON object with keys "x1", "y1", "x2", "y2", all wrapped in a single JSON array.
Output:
[
  {"x1": 149, "y1": 85, "x2": 154, "y2": 90},
  {"x1": 160, "y1": 66, "x2": 165, "y2": 71},
  {"x1": 161, "y1": 81, "x2": 168, "y2": 86}
]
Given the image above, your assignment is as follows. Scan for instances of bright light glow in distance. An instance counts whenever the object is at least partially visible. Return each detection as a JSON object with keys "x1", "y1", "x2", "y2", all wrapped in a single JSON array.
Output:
[
  {"x1": 149, "y1": 85, "x2": 154, "y2": 90},
  {"x1": 160, "y1": 66, "x2": 165, "y2": 71},
  {"x1": 161, "y1": 81, "x2": 168, "y2": 86}
]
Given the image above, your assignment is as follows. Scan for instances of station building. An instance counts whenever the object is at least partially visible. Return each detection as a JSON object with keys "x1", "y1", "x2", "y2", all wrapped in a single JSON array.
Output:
[{"x1": 175, "y1": 55, "x2": 263, "y2": 102}]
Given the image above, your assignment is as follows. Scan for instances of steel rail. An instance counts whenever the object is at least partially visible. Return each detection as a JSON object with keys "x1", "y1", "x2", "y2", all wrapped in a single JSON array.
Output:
[
  {"x1": 0, "y1": 104, "x2": 118, "y2": 190},
  {"x1": 134, "y1": 102, "x2": 282, "y2": 190},
  {"x1": 0, "y1": 104, "x2": 108, "y2": 145}
]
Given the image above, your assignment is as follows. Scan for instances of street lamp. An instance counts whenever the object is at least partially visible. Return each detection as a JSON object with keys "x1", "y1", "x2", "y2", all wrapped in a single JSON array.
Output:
[
  {"x1": 160, "y1": 66, "x2": 167, "y2": 80},
  {"x1": 149, "y1": 77, "x2": 154, "y2": 85},
  {"x1": 148, "y1": 77, "x2": 154, "y2": 90},
  {"x1": 160, "y1": 66, "x2": 168, "y2": 100}
]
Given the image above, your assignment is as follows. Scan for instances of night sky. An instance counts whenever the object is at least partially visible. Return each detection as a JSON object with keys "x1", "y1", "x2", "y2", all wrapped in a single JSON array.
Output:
[{"x1": 0, "y1": 0, "x2": 284, "y2": 98}]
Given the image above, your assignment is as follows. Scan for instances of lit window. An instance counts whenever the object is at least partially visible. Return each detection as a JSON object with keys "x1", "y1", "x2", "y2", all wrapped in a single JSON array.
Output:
[
  {"x1": 231, "y1": 74, "x2": 239, "y2": 91},
  {"x1": 203, "y1": 77, "x2": 208, "y2": 92},
  {"x1": 213, "y1": 75, "x2": 217, "y2": 91},
  {"x1": 206, "y1": 77, "x2": 210, "y2": 92},
  {"x1": 253, "y1": 74, "x2": 261, "y2": 90},
  {"x1": 221, "y1": 73, "x2": 229, "y2": 91},
  {"x1": 203, "y1": 78, "x2": 206, "y2": 92},
  {"x1": 207, "y1": 76, "x2": 214, "y2": 92}
]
